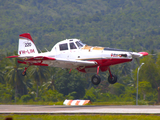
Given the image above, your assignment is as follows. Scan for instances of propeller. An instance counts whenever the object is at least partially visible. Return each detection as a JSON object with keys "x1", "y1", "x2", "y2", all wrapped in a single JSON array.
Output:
[{"x1": 135, "y1": 58, "x2": 140, "y2": 66}]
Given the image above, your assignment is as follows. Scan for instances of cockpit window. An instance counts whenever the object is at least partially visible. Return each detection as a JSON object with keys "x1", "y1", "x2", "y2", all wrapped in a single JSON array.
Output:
[
  {"x1": 59, "y1": 43, "x2": 68, "y2": 51},
  {"x1": 70, "y1": 42, "x2": 77, "y2": 49},
  {"x1": 76, "y1": 41, "x2": 85, "y2": 48}
]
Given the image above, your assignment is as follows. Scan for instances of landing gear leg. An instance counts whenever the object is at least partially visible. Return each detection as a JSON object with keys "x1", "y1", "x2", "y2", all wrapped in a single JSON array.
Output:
[
  {"x1": 22, "y1": 65, "x2": 30, "y2": 76},
  {"x1": 91, "y1": 66, "x2": 101, "y2": 85},
  {"x1": 108, "y1": 67, "x2": 117, "y2": 84}
]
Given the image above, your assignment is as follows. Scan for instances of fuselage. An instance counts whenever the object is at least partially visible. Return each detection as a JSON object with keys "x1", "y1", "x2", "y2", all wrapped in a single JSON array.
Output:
[{"x1": 39, "y1": 39, "x2": 133, "y2": 73}]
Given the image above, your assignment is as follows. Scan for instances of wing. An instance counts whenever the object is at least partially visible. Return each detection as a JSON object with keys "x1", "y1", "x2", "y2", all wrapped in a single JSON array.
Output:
[
  {"x1": 16, "y1": 56, "x2": 97, "y2": 69},
  {"x1": 52, "y1": 58, "x2": 98, "y2": 69}
]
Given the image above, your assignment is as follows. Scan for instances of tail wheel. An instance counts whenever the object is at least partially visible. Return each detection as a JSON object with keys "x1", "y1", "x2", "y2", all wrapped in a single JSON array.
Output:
[
  {"x1": 108, "y1": 74, "x2": 117, "y2": 84},
  {"x1": 22, "y1": 71, "x2": 26, "y2": 76},
  {"x1": 91, "y1": 74, "x2": 101, "y2": 85}
]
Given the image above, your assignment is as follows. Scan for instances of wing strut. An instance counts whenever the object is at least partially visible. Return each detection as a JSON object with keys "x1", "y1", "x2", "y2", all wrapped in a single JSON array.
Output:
[{"x1": 69, "y1": 69, "x2": 72, "y2": 73}]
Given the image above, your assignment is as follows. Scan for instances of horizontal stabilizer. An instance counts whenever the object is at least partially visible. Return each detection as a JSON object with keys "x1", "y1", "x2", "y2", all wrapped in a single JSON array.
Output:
[
  {"x1": 6, "y1": 55, "x2": 19, "y2": 58},
  {"x1": 17, "y1": 60, "x2": 48, "y2": 66}
]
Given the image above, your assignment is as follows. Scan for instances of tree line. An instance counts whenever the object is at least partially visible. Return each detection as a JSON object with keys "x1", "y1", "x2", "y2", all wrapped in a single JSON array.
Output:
[
  {"x1": 1, "y1": 0, "x2": 160, "y2": 52},
  {"x1": 0, "y1": 51, "x2": 160, "y2": 104}
]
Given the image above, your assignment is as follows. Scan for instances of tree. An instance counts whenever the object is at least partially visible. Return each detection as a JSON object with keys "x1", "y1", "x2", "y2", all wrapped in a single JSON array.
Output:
[
  {"x1": 0, "y1": 83, "x2": 13, "y2": 103},
  {"x1": 28, "y1": 66, "x2": 48, "y2": 99},
  {"x1": 5, "y1": 57, "x2": 27, "y2": 102},
  {"x1": 44, "y1": 67, "x2": 60, "y2": 90},
  {"x1": 83, "y1": 87, "x2": 100, "y2": 102},
  {"x1": 139, "y1": 81, "x2": 152, "y2": 100},
  {"x1": 55, "y1": 69, "x2": 86, "y2": 99},
  {"x1": 109, "y1": 83, "x2": 125, "y2": 97},
  {"x1": 135, "y1": 55, "x2": 160, "y2": 103},
  {"x1": 0, "y1": 53, "x2": 7, "y2": 84},
  {"x1": 155, "y1": 54, "x2": 160, "y2": 103}
]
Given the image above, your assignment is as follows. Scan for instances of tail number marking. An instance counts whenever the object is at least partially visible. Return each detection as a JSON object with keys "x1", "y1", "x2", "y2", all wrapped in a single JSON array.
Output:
[
  {"x1": 19, "y1": 49, "x2": 35, "y2": 54},
  {"x1": 25, "y1": 42, "x2": 32, "y2": 47}
]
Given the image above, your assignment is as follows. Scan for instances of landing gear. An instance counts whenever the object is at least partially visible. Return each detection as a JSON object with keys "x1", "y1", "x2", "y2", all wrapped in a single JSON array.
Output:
[
  {"x1": 21, "y1": 65, "x2": 30, "y2": 76},
  {"x1": 22, "y1": 71, "x2": 26, "y2": 76},
  {"x1": 91, "y1": 74, "x2": 101, "y2": 85},
  {"x1": 91, "y1": 67, "x2": 117, "y2": 85},
  {"x1": 108, "y1": 74, "x2": 117, "y2": 84},
  {"x1": 108, "y1": 67, "x2": 117, "y2": 84}
]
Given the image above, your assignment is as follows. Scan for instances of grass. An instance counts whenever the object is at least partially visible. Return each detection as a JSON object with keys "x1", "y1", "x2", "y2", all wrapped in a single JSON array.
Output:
[
  {"x1": 0, "y1": 101, "x2": 63, "y2": 105},
  {"x1": 1, "y1": 101, "x2": 156, "y2": 106},
  {"x1": 90, "y1": 101, "x2": 134, "y2": 105},
  {"x1": 1, "y1": 115, "x2": 160, "y2": 120},
  {"x1": 0, "y1": 101, "x2": 136, "y2": 105}
]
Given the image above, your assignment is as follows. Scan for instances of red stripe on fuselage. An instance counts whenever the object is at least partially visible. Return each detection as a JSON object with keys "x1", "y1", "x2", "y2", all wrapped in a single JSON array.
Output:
[
  {"x1": 77, "y1": 58, "x2": 132, "y2": 73},
  {"x1": 95, "y1": 58, "x2": 132, "y2": 66}
]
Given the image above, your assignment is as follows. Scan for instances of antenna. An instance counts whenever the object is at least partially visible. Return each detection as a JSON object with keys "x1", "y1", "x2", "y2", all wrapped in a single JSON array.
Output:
[
  {"x1": 37, "y1": 48, "x2": 42, "y2": 53},
  {"x1": 45, "y1": 48, "x2": 49, "y2": 52}
]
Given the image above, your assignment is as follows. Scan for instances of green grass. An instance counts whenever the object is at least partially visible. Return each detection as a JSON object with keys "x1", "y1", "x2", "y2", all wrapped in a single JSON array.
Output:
[
  {"x1": 0, "y1": 101, "x2": 63, "y2": 105},
  {"x1": 1, "y1": 115, "x2": 160, "y2": 120},
  {"x1": 90, "y1": 101, "x2": 134, "y2": 105},
  {"x1": 1, "y1": 101, "x2": 155, "y2": 105},
  {"x1": 0, "y1": 101, "x2": 135, "y2": 105}
]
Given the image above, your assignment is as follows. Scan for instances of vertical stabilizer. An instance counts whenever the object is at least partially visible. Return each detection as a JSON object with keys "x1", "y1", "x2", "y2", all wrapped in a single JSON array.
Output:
[{"x1": 18, "y1": 33, "x2": 38, "y2": 56}]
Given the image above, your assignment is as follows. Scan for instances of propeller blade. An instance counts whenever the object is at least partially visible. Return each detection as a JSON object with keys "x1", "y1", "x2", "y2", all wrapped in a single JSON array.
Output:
[{"x1": 135, "y1": 58, "x2": 140, "y2": 66}]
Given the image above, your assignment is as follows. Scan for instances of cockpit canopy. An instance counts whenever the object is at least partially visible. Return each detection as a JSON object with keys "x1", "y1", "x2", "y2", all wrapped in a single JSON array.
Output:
[{"x1": 51, "y1": 39, "x2": 86, "y2": 52}]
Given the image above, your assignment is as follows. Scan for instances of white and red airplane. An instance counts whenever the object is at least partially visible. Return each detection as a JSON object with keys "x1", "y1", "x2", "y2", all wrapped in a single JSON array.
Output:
[{"x1": 7, "y1": 33, "x2": 148, "y2": 85}]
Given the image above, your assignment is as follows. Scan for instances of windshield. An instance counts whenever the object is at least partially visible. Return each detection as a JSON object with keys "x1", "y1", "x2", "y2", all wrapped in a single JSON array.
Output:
[{"x1": 76, "y1": 41, "x2": 86, "y2": 48}]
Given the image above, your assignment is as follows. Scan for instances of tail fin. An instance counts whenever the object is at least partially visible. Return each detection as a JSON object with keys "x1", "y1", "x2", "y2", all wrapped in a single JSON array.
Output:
[{"x1": 18, "y1": 33, "x2": 38, "y2": 56}]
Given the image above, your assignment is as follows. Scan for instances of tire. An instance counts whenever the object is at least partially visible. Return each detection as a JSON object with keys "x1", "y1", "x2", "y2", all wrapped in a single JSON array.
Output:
[
  {"x1": 22, "y1": 71, "x2": 26, "y2": 76},
  {"x1": 91, "y1": 74, "x2": 101, "y2": 85},
  {"x1": 108, "y1": 74, "x2": 117, "y2": 84}
]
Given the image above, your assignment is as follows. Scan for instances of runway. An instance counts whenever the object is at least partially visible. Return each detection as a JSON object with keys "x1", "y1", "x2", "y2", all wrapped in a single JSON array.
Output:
[{"x1": 0, "y1": 105, "x2": 160, "y2": 114}]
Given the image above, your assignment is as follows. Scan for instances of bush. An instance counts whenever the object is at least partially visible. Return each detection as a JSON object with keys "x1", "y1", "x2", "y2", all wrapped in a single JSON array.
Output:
[
  {"x1": 41, "y1": 89, "x2": 64, "y2": 102},
  {"x1": 20, "y1": 94, "x2": 32, "y2": 102}
]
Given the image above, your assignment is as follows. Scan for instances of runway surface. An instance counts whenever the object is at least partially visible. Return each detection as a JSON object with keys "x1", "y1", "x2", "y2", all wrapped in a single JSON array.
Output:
[{"x1": 0, "y1": 105, "x2": 160, "y2": 114}]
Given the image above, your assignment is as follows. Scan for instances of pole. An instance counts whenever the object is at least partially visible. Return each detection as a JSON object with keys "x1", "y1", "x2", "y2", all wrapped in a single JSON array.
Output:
[{"x1": 136, "y1": 63, "x2": 144, "y2": 105}]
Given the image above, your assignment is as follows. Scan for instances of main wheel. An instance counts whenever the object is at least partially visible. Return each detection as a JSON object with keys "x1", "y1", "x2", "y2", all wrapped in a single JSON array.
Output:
[
  {"x1": 108, "y1": 74, "x2": 117, "y2": 84},
  {"x1": 91, "y1": 74, "x2": 101, "y2": 85}
]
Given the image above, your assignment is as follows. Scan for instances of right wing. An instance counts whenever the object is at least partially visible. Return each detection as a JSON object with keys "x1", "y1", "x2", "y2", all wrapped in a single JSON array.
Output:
[
  {"x1": 52, "y1": 58, "x2": 98, "y2": 68},
  {"x1": 13, "y1": 56, "x2": 97, "y2": 69}
]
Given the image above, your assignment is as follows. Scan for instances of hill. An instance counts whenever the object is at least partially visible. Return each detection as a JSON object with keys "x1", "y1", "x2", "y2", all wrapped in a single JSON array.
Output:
[{"x1": 0, "y1": 0, "x2": 160, "y2": 52}]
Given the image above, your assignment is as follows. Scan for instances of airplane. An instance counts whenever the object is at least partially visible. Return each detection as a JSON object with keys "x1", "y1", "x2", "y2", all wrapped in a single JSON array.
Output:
[{"x1": 7, "y1": 33, "x2": 148, "y2": 85}]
